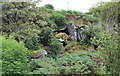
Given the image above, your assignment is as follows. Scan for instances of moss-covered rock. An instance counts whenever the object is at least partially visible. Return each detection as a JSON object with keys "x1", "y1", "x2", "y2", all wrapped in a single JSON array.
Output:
[{"x1": 29, "y1": 49, "x2": 47, "y2": 59}]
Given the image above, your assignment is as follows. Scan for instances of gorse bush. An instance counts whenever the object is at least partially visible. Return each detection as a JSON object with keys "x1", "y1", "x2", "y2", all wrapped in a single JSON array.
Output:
[{"x1": 1, "y1": 35, "x2": 30, "y2": 74}]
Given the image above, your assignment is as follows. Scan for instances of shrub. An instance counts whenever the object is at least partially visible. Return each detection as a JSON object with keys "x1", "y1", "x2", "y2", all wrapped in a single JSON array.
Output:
[
  {"x1": 0, "y1": 59, "x2": 2, "y2": 75},
  {"x1": 56, "y1": 51, "x2": 103, "y2": 74},
  {"x1": 44, "y1": 4, "x2": 54, "y2": 10},
  {"x1": 38, "y1": 26, "x2": 53, "y2": 46},
  {"x1": 89, "y1": 1, "x2": 119, "y2": 74},
  {"x1": 30, "y1": 51, "x2": 106, "y2": 74},
  {"x1": 29, "y1": 58, "x2": 59, "y2": 74},
  {"x1": 1, "y1": 35, "x2": 30, "y2": 74},
  {"x1": 50, "y1": 13, "x2": 67, "y2": 29},
  {"x1": 91, "y1": 30, "x2": 119, "y2": 74},
  {"x1": 47, "y1": 37, "x2": 65, "y2": 58},
  {"x1": 78, "y1": 24, "x2": 96, "y2": 45},
  {"x1": 25, "y1": 37, "x2": 42, "y2": 50}
]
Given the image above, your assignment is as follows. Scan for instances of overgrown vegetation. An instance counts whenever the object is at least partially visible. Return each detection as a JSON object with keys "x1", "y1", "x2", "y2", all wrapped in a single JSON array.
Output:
[
  {"x1": 1, "y1": 35, "x2": 30, "y2": 74},
  {"x1": 1, "y1": 1, "x2": 119, "y2": 74}
]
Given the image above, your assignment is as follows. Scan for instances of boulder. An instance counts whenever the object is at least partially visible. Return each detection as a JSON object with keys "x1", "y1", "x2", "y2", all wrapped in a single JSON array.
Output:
[
  {"x1": 30, "y1": 50, "x2": 47, "y2": 59},
  {"x1": 55, "y1": 33, "x2": 68, "y2": 40},
  {"x1": 67, "y1": 22, "x2": 81, "y2": 41}
]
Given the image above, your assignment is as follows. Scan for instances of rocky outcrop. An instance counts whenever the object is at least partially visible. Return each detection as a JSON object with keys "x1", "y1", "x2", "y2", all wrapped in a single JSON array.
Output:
[
  {"x1": 56, "y1": 22, "x2": 85, "y2": 42},
  {"x1": 67, "y1": 23, "x2": 77, "y2": 41},
  {"x1": 67, "y1": 22, "x2": 84, "y2": 42}
]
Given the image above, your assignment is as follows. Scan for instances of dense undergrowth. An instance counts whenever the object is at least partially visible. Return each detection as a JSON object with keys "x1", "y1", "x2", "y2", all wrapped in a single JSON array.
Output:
[{"x1": 1, "y1": 1, "x2": 120, "y2": 74}]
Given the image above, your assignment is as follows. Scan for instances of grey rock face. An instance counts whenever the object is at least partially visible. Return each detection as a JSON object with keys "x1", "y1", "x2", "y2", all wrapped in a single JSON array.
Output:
[{"x1": 67, "y1": 22, "x2": 81, "y2": 41}]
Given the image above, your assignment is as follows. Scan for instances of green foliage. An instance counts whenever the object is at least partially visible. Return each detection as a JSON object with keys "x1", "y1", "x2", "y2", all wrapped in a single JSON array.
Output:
[
  {"x1": 0, "y1": 49, "x2": 2, "y2": 75},
  {"x1": 66, "y1": 10, "x2": 83, "y2": 15},
  {"x1": 2, "y1": 2, "x2": 55, "y2": 50},
  {"x1": 2, "y1": 2, "x2": 15, "y2": 10},
  {"x1": 43, "y1": 18, "x2": 57, "y2": 29},
  {"x1": 25, "y1": 37, "x2": 42, "y2": 50},
  {"x1": 30, "y1": 50, "x2": 106, "y2": 74},
  {"x1": 2, "y1": 1, "x2": 119, "y2": 74},
  {"x1": 38, "y1": 26, "x2": 54, "y2": 46},
  {"x1": 1, "y1": 35, "x2": 30, "y2": 74},
  {"x1": 47, "y1": 37, "x2": 65, "y2": 58},
  {"x1": 29, "y1": 58, "x2": 59, "y2": 74},
  {"x1": 77, "y1": 24, "x2": 96, "y2": 45},
  {"x1": 89, "y1": 1, "x2": 119, "y2": 23},
  {"x1": 89, "y1": 2, "x2": 120, "y2": 74},
  {"x1": 44, "y1": 4, "x2": 54, "y2": 10},
  {"x1": 83, "y1": 14, "x2": 98, "y2": 23},
  {"x1": 2, "y1": 2, "x2": 40, "y2": 42},
  {"x1": 90, "y1": 30, "x2": 120, "y2": 74},
  {"x1": 56, "y1": 53, "x2": 96, "y2": 74},
  {"x1": 50, "y1": 13, "x2": 67, "y2": 29}
]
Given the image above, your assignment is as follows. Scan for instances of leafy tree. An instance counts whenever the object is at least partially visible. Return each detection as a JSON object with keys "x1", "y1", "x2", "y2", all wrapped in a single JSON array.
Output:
[
  {"x1": 44, "y1": 4, "x2": 54, "y2": 10},
  {"x1": 50, "y1": 13, "x2": 67, "y2": 29},
  {"x1": 89, "y1": 1, "x2": 119, "y2": 24},
  {"x1": 89, "y1": 1, "x2": 120, "y2": 74},
  {"x1": 2, "y1": 2, "x2": 53, "y2": 50},
  {"x1": 2, "y1": 2, "x2": 39, "y2": 41},
  {"x1": 91, "y1": 29, "x2": 120, "y2": 74}
]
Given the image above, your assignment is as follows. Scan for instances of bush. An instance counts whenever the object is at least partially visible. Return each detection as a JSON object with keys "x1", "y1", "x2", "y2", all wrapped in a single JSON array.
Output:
[
  {"x1": 47, "y1": 37, "x2": 65, "y2": 58},
  {"x1": 38, "y1": 26, "x2": 54, "y2": 46},
  {"x1": 50, "y1": 13, "x2": 67, "y2": 29},
  {"x1": 25, "y1": 37, "x2": 42, "y2": 50},
  {"x1": 30, "y1": 50, "x2": 106, "y2": 74},
  {"x1": 29, "y1": 58, "x2": 59, "y2": 74},
  {"x1": 44, "y1": 4, "x2": 54, "y2": 10},
  {"x1": 91, "y1": 30, "x2": 119, "y2": 74},
  {"x1": 1, "y1": 35, "x2": 30, "y2": 74},
  {"x1": 56, "y1": 51, "x2": 104, "y2": 74},
  {"x1": 79, "y1": 24, "x2": 96, "y2": 45}
]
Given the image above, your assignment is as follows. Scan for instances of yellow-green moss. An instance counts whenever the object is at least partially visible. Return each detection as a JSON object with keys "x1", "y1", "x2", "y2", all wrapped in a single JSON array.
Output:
[{"x1": 55, "y1": 33, "x2": 68, "y2": 40}]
